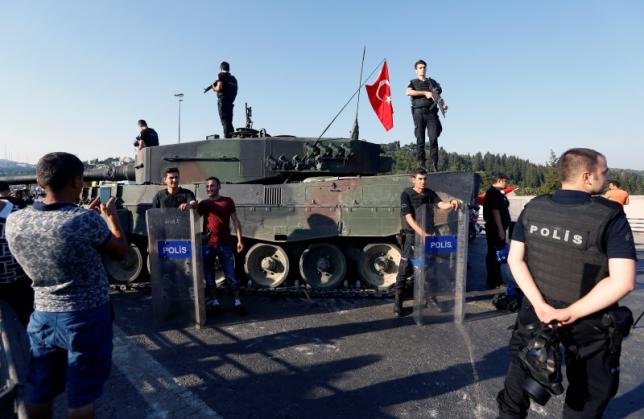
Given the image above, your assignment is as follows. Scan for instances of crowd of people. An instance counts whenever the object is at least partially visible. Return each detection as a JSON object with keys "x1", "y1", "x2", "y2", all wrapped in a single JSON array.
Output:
[
  {"x1": 0, "y1": 145, "x2": 638, "y2": 418},
  {"x1": 0, "y1": 59, "x2": 638, "y2": 418}
]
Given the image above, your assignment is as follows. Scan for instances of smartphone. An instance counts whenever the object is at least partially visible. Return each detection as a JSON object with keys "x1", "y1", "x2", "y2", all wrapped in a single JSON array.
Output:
[{"x1": 99, "y1": 187, "x2": 112, "y2": 204}]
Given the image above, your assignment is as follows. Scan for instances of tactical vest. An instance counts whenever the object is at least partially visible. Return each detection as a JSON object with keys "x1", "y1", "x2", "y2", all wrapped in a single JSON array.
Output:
[
  {"x1": 409, "y1": 78, "x2": 439, "y2": 109},
  {"x1": 522, "y1": 195, "x2": 621, "y2": 305},
  {"x1": 217, "y1": 72, "x2": 238, "y2": 103},
  {"x1": 401, "y1": 188, "x2": 436, "y2": 232}
]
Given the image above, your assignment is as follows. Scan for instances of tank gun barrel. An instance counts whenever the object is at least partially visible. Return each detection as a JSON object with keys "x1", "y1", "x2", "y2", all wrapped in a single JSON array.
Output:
[
  {"x1": 0, "y1": 163, "x2": 135, "y2": 185},
  {"x1": 84, "y1": 164, "x2": 135, "y2": 182}
]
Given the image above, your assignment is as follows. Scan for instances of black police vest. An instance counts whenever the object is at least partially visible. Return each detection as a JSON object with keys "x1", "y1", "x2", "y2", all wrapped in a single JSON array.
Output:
[
  {"x1": 409, "y1": 78, "x2": 439, "y2": 109},
  {"x1": 522, "y1": 195, "x2": 621, "y2": 304},
  {"x1": 401, "y1": 188, "x2": 437, "y2": 232},
  {"x1": 217, "y1": 72, "x2": 238, "y2": 104}
]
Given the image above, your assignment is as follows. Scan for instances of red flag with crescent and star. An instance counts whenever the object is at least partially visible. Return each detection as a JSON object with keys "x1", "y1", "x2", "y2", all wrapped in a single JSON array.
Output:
[{"x1": 366, "y1": 60, "x2": 394, "y2": 131}]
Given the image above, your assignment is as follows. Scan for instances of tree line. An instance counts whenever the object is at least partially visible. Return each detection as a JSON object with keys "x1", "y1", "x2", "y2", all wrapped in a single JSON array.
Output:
[{"x1": 382, "y1": 143, "x2": 644, "y2": 195}]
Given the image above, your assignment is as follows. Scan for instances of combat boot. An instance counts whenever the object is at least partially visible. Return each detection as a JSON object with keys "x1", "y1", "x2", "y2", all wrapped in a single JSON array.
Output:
[
  {"x1": 419, "y1": 160, "x2": 427, "y2": 170},
  {"x1": 393, "y1": 292, "x2": 403, "y2": 317},
  {"x1": 432, "y1": 162, "x2": 438, "y2": 172}
]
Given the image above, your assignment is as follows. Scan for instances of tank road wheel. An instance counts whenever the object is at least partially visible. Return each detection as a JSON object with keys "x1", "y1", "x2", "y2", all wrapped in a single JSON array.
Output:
[
  {"x1": 244, "y1": 243, "x2": 290, "y2": 288},
  {"x1": 359, "y1": 243, "x2": 401, "y2": 290},
  {"x1": 299, "y1": 243, "x2": 347, "y2": 289},
  {"x1": 103, "y1": 242, "x2": 143, "y2": 284}
]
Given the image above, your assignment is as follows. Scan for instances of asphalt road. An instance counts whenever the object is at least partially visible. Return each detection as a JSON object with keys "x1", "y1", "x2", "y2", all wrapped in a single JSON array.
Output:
[{"x1": 50, "y1": 234, "x2": 643, "y2": 418}]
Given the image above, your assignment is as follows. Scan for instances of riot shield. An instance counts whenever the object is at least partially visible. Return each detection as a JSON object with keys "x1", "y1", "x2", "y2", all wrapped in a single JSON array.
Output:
[
  {"x1": 146, "y1": 208, "x2": 206, "y2": 327},
  {"x1": 413, "y1": 204, "x2": 468, "y2": 325}
]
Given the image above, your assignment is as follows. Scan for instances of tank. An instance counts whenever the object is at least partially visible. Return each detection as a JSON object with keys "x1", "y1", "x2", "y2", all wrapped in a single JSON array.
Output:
[{"x1": 1, "y1": 133, "x2": 480, "y2": 290}]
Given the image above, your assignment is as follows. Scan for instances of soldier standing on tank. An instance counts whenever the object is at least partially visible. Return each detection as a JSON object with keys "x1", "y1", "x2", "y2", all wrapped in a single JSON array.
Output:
[
  {"x1": 204, "y1": 61, "x2": 238, "y2": 138},
  {"x1": 497, "y1": 148, "x2": 636, "y2": 418},
  {"x1": 394, "y1": 168, "x2": 462, "y2": 317},
  {"x1": 406, "y1": 59, "x2": 447, "y2": 171}
]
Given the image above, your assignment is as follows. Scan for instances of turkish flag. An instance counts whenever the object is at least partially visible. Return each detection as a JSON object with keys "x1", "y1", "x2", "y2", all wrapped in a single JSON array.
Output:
[{"x1": 366, "y1": 60, "x2": 394, "y2": 131}]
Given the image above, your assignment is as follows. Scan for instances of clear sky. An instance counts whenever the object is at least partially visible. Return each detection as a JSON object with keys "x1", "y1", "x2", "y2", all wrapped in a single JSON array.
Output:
[{"x1": 1, "y1": 1, "x2": 643, "y2": 170}]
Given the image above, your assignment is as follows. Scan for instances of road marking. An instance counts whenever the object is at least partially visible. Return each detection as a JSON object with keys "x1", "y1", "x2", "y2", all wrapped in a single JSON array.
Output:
[{"x1": 112, "y1": 325, "x2": 222, "y2": 418}]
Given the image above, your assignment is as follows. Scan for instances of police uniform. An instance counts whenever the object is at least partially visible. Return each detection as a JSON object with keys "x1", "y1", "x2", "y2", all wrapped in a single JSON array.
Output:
[
  {"x1": 408, "y1": 77, "x2": 443, "y2": 169},
  {"x1": 395, "y1": 187, "x2": 440, "y2": 295},
  {"x1": 217, "y1": 72, "x2": 238, "y2": 138},
  {"x1": 497, "y1": 190, "x2": 636, "y2": 418},
  {"x1": 483, "y1": 185, "x2": 511, "y2": 288}
]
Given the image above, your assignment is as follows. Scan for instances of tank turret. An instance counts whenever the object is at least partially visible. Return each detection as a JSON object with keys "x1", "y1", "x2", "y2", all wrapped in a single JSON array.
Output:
[{"x1": 134, "y1": 137, "x2": 393, "y2": 185}]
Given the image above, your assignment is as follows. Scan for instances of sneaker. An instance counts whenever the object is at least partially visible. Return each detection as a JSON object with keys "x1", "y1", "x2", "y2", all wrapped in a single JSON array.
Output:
[{"x1": 234, "y1": 304, "x2": 248, "y2": 316}]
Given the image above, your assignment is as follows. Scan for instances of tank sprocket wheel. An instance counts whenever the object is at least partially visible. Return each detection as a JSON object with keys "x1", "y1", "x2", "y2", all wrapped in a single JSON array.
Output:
[
  {"x1": 244, "y1": 243, "x2": 290, "y2": 288},
  {"x1": 359, "y1": 243, "x2": 401, "y2": 290},
  {"x1": 299, "y1": 243, "x2": 346, "y2": 289},
  {"x1": 103, "y1": 242, "x2": 143, "y2": 284}
]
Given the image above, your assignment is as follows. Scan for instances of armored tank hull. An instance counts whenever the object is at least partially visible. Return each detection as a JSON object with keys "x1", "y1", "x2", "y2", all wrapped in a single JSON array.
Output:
[{"x1": 1, "y1": 136, "x2": 480, "y2": 290}]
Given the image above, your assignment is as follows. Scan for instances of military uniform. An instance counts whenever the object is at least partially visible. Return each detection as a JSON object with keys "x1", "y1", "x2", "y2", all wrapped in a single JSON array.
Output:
[
  {"x1": 497, "y1": 190, "x2": 636, "y2": 418},
  {"x1": 408, "y1": 77, "x2": 443, "y2": 169}
]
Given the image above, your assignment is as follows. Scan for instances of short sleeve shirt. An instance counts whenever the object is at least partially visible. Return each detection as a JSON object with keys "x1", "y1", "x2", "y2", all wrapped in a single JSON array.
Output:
[
  {"x1": 604, "y1": 189, "x2": 629, "y2": 206},
  {"x1": 483, "y1": 186, "x2": 511, "y2": 231},
  {"x1": 0, "y1": 201, "x2": 27, "y2": 284},
  {"x1": 512, "y1": 190, "x2": 636, "y2": 260},
  {"x1": 5, "y1": 202, "x2": 112, "y2": 312},
  {"x1": 198, "y1": 197, "x2": 236, "y2": 245},
  {"x1": 152, "y1": 188, "x2": 196, "y2": 209},
  {"x1": 217, "y1": 72, "x2": 238, "y2": 104},
  {"x1": 407, "y1": 77, "x2": 442, "y2": 109},
  {"x1": 400, "y1": 187, "x2": 440, "y2": 232},
  {"x1": 140, "y1": 128, "x2": 159, "y2": 147}
]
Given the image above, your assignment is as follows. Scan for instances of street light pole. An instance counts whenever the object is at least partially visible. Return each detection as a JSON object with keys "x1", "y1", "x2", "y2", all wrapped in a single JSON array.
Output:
[{"x1": 174, "y1": 93, "x2": 184, "y2": 143}]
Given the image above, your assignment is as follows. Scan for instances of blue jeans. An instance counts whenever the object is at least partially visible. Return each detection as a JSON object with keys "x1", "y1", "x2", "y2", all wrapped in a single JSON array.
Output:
[
  {"x1": 26, "y1": 303, "x2": 113, "y2": 408},
  {"x1": 203, "y1": 244, "x2": 240, "y2": 292}
]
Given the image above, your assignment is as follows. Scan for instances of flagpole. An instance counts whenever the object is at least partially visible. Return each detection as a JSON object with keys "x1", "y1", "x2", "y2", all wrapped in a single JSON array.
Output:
[
  {"x1": 350, "y1": 46, "x2": 366, "y2": 140},
  {"x1": 317, "y1": 58, "x2": 385, "y2": 141}
]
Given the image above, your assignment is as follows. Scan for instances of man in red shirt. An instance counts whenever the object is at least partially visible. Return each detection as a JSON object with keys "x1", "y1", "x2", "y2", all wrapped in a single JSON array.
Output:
[{"x1": 198, "y1": 177, "x2": 246, "y2": 315}]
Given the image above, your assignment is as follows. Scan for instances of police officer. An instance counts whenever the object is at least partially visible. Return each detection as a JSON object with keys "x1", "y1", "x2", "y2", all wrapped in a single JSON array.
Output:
[
  {"x1": 394, "y1": 168, "x2": 461, "y2": 317},
  {"x1": 497, "y1": 148, "x2": 636, "y2": 418},
  {"x1": 406, "y1": 59, "x2": 447, "y2": 171},
  {"x1": 205, "y1": 61, "x2": 238, "y2": 138},
  {"x1": 483, "y1": 173, "x2": 511, "y2": 289}
]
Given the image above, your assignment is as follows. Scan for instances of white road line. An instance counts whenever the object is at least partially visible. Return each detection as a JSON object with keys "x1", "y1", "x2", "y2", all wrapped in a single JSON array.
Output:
[{"x1": 112, "y1": 325, "x2": 222, "y2": 418}]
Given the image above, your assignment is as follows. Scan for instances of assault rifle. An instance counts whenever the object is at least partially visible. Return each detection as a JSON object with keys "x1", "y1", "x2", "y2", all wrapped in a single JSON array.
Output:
[
  {"x1": 203, "y1": 82, "x2": 216, "y2": 94},
  {"x1": 430, "y1": 88, "x2": 448, "y2": 117}
]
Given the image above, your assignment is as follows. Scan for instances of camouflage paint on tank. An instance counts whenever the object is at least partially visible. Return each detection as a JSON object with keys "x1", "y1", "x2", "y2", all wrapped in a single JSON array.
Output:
[{"x1": 135, "y1": 137, "x2": 392, "y2": 185}]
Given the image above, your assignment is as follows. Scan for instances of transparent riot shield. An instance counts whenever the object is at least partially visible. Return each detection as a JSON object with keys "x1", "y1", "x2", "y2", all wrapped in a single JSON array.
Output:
[
  {"x1": 146, "y1": 208, "x2": 206, "y2": 327},
  {"x1": 413, "y1": 203, "x2": 468, "y2": 325}
]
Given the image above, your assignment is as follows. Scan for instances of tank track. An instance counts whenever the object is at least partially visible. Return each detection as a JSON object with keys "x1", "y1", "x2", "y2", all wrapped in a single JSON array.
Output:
[{"x1": 110, "y1": 282, "x2": 395, "y2": 299}]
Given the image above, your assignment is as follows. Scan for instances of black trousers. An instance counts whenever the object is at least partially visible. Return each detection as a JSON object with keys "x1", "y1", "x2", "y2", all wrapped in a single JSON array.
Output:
[
  {"x1": 497, "y1": 301, "x2": 621, "y2": 419},
  {"x1": 485, "y1": 226, "x2": 506, "y2": 288},
  {"x1": 218, "y1": 101, "x2": 234, "y2": 138},
  {"x1": 395, "y1": 232, "x2": 415, "y2": 293},
  {"x1": 412, "y1": 107, "x2": 442, "y2": 167}
]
